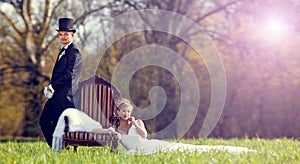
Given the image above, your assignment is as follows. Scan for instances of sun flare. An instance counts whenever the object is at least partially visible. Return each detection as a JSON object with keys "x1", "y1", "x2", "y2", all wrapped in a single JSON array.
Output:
[{"x1": 266, "y1": 17, "x2": 288, "y2": 35}]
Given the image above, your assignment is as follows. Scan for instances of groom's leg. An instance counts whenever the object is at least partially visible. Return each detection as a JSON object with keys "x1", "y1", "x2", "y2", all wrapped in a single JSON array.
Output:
[{"x1": 39, "y1": 101, "x2": 55, "y2": 148}]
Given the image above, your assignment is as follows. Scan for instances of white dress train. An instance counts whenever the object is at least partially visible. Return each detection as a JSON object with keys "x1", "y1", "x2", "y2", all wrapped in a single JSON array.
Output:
[
  {"x1": 120, "y1": 124, "x2": 257, "y2": 155},
  {"x1": 52, "y1": 109, "x2": 256, "y2": 154}
]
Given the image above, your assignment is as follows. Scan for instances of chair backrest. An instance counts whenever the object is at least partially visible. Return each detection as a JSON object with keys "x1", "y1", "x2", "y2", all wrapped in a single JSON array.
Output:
[{"x1": 79, "y1": 75, "x2": 120, "y2": 128}]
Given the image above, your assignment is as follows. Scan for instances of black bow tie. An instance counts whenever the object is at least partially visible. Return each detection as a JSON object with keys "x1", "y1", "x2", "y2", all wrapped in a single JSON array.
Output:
[
  {"x1": 59, "y1": 48, "x2": 65, "y2": 54},
  {"x1": 58, "y1": 48, "x2": 66, "y2": 60}
]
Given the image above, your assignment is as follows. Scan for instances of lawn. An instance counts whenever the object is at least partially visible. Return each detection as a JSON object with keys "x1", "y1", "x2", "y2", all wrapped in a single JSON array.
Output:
[{"x1": 1, "y1": 137, "x2": 299, "y2": 164}]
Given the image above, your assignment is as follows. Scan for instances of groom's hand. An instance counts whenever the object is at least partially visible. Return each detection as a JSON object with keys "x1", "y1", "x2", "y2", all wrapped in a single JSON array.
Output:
[{"x1": 43, "y1": 86, "x2": 53, "y2": 99}]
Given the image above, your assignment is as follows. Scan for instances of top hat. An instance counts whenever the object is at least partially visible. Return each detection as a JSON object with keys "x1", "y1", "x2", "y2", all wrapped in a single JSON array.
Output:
[{"x1": 56, "y1": 18, "x2": 76, "y2": 33}]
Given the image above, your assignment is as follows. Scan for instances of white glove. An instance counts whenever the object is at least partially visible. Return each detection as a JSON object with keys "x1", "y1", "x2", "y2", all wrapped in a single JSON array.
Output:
[
  {"x1": 43, "y1": 87, "x2": 47, "y2": 96},
  {"x1": 44, "y1": 86, "x2": 54, "y2": 99}
]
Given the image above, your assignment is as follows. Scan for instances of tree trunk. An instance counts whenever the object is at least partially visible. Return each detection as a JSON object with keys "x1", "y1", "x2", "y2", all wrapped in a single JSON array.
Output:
[{"x1": 22, "y1": 68, "x2": 44, "y2": 137}]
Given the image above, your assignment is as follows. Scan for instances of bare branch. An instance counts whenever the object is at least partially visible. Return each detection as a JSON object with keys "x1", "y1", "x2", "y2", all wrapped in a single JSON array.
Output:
[
  {"x1": 195, "y1": 0, "x2": 243, "y2": 23},
  {"x1": 22, "y1": 0, "x2": 33, "y2": 33},
  {"x1": 74, "y1": 5, "x2": 109, "y2": 24},
  {"x1": 0, "y1": 9, "x2": 23, "y2": 37}
]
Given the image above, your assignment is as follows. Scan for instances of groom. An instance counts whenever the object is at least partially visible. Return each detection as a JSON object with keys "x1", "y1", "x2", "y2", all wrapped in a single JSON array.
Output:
[{"x1": 39, "y1": 18, "x2": 82, "y2": 148}]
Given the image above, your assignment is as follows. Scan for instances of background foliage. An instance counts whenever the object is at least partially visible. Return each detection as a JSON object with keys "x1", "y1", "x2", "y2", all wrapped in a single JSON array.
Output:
[{"x1": 1, "y1": 0, "x2": 300, "y2": 138}]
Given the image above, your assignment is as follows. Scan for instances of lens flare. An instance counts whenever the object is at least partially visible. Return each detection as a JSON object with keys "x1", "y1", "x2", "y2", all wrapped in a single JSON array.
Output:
[
  {"x1": 263, "y1": 16, "x2": 290, "y2": 39},
  {"x1": 268, "y1": 18, "x2": 286, "y2": 34}
]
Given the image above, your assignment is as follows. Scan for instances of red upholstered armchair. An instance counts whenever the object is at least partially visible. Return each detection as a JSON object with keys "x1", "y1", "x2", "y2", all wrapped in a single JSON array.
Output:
[{"x1": 63, "y1": 75, "x2": 120, "y2": 152}]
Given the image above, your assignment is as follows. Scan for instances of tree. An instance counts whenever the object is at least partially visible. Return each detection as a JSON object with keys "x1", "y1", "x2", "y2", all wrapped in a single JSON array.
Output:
[
  {"x1": 2, "y1": 0, "x2": 300, "y2": 138},
  {"x1": 0, "y1": 0, "x2": 127, "y2": 136},
  {"x1": 95, "y1": 0, "x2": 243, "y2": 138}
]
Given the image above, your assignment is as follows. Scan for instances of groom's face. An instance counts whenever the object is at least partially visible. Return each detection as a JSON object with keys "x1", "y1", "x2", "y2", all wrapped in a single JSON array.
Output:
[{"x1": 58, "y1": 31, "x2": 74, "y2": 46}]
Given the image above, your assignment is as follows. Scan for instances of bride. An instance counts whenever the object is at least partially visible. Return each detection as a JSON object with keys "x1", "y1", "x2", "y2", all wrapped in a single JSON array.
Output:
[{"x1": 92, "y1": 98, "x2": 257, "y2": 155}]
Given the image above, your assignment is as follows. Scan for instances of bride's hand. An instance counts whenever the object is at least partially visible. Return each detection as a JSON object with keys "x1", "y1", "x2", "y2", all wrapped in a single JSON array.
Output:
[
  {"x1": 110, "y1": 129, "x2": 122, "y2": 141},
  {"x1": 131, "y1": 117, "x2": 137, "y2": 126},
  {"x1": 114, "y1": 132, "x2": 122, "y2": 141}
]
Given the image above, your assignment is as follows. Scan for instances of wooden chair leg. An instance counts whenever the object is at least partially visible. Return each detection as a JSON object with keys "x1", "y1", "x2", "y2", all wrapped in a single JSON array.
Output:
[
  {"x1": 110, "y1": 140, "x2": 118, "y2": 153},
  {"x1": 74, "y1": 146, "x2": 78, "y2": 152},
  {"x1": 64, "y1": 146, "x2": 70, "y2": 151},
  {"x1": 63, "y1": 142, "x2": 69, "y2": 151}
]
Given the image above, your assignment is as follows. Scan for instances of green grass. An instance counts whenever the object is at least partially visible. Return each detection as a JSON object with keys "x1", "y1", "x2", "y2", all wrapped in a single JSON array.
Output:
[{"x1": 1, "y1": 138, "x2": 299, "y2": 164}]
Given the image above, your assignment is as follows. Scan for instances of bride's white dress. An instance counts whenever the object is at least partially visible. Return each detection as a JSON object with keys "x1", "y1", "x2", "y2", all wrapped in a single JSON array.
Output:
[
  {"x1": 52, "y1": 109, "x2": 256, "y2": 154},
  {"x1": 120, "y1": 124, "x2": 257, "y2": 155}
]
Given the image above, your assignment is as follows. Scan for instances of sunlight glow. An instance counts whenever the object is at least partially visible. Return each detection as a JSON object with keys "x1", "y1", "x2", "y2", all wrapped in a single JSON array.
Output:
[
  {"x1": 267, "y1": 18, "x2": 285, "y2": 34},
  {"x1": 251, "y1": 14, "x2": 293, "y2": 44},
  {"x1": 263, "y1": 17, "x2": 289, "y2": 39}
]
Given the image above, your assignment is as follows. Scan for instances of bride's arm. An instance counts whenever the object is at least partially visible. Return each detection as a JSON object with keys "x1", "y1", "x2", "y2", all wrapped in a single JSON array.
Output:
[
  {"x1": 92, "y1": 128, "x2": 111, "y2": 133},
  {"x1": 92, "y1": 128, "x2": 121, "y2": 140},
  {"x1": 131, "y1": 117, "x2": 147, "y2": 139}
]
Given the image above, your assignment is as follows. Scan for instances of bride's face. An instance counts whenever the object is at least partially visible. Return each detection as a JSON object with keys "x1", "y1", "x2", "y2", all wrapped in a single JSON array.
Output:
[{"x1": 118, "y1": 104, "x2": 133, "y2": 120}]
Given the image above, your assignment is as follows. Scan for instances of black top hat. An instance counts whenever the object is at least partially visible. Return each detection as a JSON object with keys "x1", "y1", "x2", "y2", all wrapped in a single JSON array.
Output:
[{"x1": 56, "y1": 18, "x2": 76, "y2": 33}]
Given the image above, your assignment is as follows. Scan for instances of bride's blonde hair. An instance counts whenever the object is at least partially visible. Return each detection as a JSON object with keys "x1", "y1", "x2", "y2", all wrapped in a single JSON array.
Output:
[{"x1": 116, "y1": 98, "x2": 133, "y2": 110}]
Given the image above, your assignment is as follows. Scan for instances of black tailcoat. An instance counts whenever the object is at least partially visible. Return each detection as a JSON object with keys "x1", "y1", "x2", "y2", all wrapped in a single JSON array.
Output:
[{"x1": 39, "y1": 43, "x2": 82, "y2": 147}]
